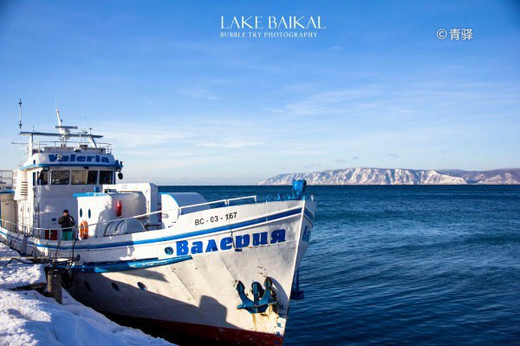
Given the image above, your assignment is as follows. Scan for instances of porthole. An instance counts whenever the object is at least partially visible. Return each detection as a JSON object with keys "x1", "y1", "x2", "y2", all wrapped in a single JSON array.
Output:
[
  {"x1": 111, "y1": 282, "x2": 120, "y2": 291},
  {"x1": 88, "y1": 209, "x2": 91, "y2": 218},
  {"x1": 84, "y1": 280, "x2": 91, "y2": 292},
  {"x1": 79, "y1": 208, "x2": 83, "y2": 218},
  {"x1": 137, "y1": 282, "x2": 147, "y2": 291},
  {"x1": 164, "y1": 247, "x2": 173, "y2": 255}
]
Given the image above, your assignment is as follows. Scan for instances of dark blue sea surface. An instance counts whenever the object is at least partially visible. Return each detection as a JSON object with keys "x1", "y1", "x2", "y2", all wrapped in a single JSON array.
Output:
[{"x1": 160, "y1": 185, "x2": 520, "y2": 345}]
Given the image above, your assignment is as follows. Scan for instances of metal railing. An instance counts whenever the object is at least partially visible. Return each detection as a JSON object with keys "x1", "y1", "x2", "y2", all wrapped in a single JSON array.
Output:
[
  {"x1": 0, "y1": 195, "x2": 259, "y2": 240},
  {"x1": 27, "y1": 140, "x2": 113, "y2": 154}
]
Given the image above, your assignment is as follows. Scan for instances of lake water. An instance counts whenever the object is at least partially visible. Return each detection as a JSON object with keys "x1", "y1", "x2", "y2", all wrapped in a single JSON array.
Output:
[{"x1": 160, "y1": 185, "x2": 520, "y2": 344}]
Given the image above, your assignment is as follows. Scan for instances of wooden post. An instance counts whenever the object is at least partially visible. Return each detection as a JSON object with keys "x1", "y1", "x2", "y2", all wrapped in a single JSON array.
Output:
[{"x1": 46, "y1": 268, "x2": 63, "y2": 304}]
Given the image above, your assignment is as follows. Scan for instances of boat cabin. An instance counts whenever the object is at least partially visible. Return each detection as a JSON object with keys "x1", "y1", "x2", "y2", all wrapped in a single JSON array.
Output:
[{"x1": 1, "y1": 108, "x2": 123, "y2": 239}]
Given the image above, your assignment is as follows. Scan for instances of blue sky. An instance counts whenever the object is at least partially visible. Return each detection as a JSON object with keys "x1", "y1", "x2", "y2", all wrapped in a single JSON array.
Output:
[{"x1": 0, "y1": 0, "x2": 519, "y2": 184}]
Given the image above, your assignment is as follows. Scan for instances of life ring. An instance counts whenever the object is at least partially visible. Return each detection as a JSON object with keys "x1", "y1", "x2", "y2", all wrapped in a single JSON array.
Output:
[{"x1": 79, "y1": 220, "x2": 89, "y2": 239}]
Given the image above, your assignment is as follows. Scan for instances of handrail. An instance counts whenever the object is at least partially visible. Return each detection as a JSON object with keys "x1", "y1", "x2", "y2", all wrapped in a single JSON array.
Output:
[
  {"x1": 0, "y1": 195, "x2": 258, "y2": 234},
  {"x1": 26, "y1": 140, "x2": 114, "y2": 154},
  {"x1": 32, "y1": 140, "x2": 113, "y2": 147}
]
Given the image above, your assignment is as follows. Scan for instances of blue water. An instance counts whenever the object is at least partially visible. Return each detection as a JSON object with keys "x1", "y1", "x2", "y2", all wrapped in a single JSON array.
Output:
[{"x1": 160, "y1": 185, "x2": 520, "y2": 344}]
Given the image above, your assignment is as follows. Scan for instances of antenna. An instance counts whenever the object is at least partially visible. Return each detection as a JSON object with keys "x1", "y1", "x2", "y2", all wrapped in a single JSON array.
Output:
[
  {"x1": 18, "y1": 98, "x2": 23, "y2": 130},
  {"x1": 55, "y1": 100, "x2": 63, "y2": 127}
]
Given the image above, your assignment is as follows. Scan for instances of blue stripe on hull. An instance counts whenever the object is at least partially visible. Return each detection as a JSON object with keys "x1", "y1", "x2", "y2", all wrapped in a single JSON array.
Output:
[
  {"x1": 304, "y1": 208, "x2": 315, "y2": 223},
  {"x1": 61, "y1": 255, "x2": 193, "y2": 273},
  {"x1": 10, "y1": 207, "x2": 303, "y2": 251},
  {"x1": 0, "y1": 229, "x2": 21, "y2": 243}
]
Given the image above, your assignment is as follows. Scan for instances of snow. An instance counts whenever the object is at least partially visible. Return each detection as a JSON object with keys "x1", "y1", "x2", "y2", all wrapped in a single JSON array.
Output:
[
  {"x1": 259, "y1": 168, "x2": 520, "y2": 185},
  {"x1": 0, "y1": 243, "x2": 173, "y2": 346},
  {"x1": 0, "y1": 243, "x2": 46, "y2": 290},
  {"x1": 259, "y1": 168, "x2": 467, "y2": 185},
  {"x1": 0, "y1": 289, "x2": 172, "y2": 346}
]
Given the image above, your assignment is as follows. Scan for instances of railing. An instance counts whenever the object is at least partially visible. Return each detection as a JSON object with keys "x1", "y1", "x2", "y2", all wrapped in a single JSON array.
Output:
[
  {"x1": 0, "y1": 195, "x2": 259, "y2": 241},
  {"x1": 27, "y1": 140, "x2": 113, "y2": 154}
]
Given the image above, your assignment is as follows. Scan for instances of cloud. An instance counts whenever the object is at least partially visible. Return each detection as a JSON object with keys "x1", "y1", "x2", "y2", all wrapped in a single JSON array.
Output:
[
  {"x1": 272, "y1": 86, "x2": 386, "y2": 117},
  {"x1": 99, "y1": 119, "x2": 266, "y2": 150},
  {"x1": 99, "y1": 122, "x2": 192, "y2": 148},
  {"x1": 271, "y1": 79, "x2": 520, "y2": 121},
  {"x1": 304, "y1": 162, "x2": 325, "y2": 169},
  {"x1": 178, "y1": 87, "x2": 220, "y2": 100},
  {"x1": 283, "y1": 89, "x2": 373, "y2": 116},
  {"x1": 386, "y1": 153, "x2": 399, "y2": 159},
  {"x1": 196, "y1": 139, "x2": 263, "y2": 149}
]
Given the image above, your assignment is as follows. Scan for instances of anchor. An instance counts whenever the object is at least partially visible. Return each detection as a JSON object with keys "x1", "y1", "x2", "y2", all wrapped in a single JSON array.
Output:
[{"x1": 236, "y1": 277, "x2": 277, "y2": 314}]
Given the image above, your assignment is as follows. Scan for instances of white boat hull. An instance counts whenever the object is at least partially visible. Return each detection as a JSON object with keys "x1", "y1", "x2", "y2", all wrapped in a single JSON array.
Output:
[{"x1": 0, "y1": 199, "x2": 316, "y2": 344}]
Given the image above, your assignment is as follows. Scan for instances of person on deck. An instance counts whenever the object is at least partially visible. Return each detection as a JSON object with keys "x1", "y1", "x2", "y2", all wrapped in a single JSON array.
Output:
[{"x1": 58, "y1": 209, "x2": 75, "y2": 241}]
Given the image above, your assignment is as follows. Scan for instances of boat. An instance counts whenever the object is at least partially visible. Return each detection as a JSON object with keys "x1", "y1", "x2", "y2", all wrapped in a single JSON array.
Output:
[{"x1": 0, "y1": 103, "x2": 316, "y2": 345}]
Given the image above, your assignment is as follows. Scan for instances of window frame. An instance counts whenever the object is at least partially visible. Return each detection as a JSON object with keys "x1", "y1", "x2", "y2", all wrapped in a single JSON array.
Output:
[{"x1": 99, "y1": 170, "x2": 113, "y2": 184}]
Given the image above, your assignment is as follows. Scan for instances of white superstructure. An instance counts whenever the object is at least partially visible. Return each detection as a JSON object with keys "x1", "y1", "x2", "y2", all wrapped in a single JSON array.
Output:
[{"x1": 0, "y1": 105, "x2": 316, "y2": 345}]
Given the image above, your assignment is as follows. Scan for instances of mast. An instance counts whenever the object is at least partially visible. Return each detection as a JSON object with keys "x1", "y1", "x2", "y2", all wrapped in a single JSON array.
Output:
[
  {"x1": 53, "y1": 101, "x2": 77, "y2": 145},
  {"x1": 18, "y1": 103, "x2": 104, "y2": 152},
  {"x1": 55, "y1": 100, "x2": 63, "y2": 127}
]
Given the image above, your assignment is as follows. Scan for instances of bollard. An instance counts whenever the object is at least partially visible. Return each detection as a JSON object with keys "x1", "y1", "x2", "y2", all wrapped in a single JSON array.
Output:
[{"x1": 45, "y1": 268, "x2": 63, "y2": 304}]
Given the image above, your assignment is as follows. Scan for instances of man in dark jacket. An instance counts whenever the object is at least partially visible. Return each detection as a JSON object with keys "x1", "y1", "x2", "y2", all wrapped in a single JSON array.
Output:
[{"x1": 58, "y1": 209, "x2": 75, "y2": 240}]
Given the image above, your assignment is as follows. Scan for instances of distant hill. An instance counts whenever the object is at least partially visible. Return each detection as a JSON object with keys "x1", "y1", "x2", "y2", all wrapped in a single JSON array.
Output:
[
  {"x1": 436, "y1": 169, "x2": 520, "y2": 184},
  {"x1": 258, "y1": 168, "x2": 520, "y2": 185}
]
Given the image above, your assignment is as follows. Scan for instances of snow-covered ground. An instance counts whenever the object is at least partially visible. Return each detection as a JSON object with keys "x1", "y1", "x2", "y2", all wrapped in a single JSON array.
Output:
[
  {"x1": 0, "y1": 244, "x2": 46, "y2": 290},
  {"x1": 0, "y1": 243, "x2": 173, "y2": 346}
]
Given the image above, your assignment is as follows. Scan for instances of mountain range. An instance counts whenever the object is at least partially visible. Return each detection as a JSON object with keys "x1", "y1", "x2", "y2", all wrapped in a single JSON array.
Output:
[{"x1": 258, "y1": 168, "x2": 520, "y2": 185}]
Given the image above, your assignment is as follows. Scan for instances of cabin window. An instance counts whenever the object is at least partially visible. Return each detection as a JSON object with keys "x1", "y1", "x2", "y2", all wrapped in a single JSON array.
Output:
[
  {"x1": 39, "y1": 170, "x2": 48, "y2": 185},
  {"x1": 87, "y1": 170, "x2": 98, "y2": 184},
  {"x1": 99, "y1": 170, "x2": 113, "y2": 184},
  {"x1": 51, "y1": 170, "x2": 70, "y2": 185},
  {"x1": 71, "y1": 170, "x2": 88, "y2": 185},
  {"x1": 71, "y1": 170, "x2": 98, "y2": 185}
]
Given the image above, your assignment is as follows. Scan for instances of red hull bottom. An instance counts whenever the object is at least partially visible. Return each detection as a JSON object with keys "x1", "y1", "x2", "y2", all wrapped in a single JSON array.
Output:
[{"x1": 103, "y1": 312, "x2": 284, "y2": 345}]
